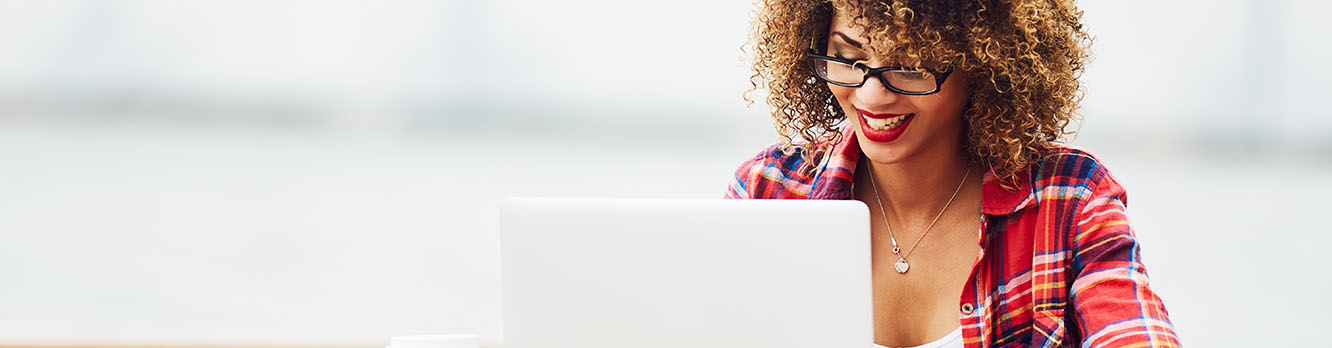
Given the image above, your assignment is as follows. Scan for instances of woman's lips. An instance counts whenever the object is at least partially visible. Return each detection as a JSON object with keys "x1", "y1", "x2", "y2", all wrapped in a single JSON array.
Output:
[
  {"x1": 856, "y1": 108, "x2": 904, "y2": 119},
  {"x1": 856, "y1": 108, "x2": 914, "y2": 143}
]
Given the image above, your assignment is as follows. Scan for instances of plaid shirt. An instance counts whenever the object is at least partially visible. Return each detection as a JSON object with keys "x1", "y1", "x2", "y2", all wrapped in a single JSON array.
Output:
[{"x1": 725, "y1": 126, "x2": 1180, "y2": 348}]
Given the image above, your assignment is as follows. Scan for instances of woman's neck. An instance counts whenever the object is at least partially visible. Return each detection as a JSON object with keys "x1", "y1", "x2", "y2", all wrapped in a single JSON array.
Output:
[{"x1": 861, "y1": 150, "x2": 977, "y2": 226}]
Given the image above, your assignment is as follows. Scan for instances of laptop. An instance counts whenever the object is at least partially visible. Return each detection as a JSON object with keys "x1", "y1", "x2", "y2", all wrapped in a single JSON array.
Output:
[{"x1": 500, "y1": 198, "x2": 872, "y2": 348}]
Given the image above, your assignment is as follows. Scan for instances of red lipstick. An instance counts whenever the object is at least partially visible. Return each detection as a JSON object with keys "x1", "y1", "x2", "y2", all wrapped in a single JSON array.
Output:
[{"x1": 855, "y1": 108, "x2": 914, "y2": 143}]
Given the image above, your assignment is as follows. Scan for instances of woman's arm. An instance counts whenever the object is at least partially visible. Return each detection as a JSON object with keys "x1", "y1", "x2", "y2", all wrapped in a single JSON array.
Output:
[
  {"x1": 1070, "y1": 172, "x2": 1181, "y2": 347},
  {"x1": 724, "y1": 151, "x2": 766, "y2": 199}
]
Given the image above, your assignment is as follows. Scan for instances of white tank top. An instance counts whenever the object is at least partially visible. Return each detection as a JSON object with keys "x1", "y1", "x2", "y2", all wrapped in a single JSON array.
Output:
[{"x1": 873, "y1": 327, "x2": 964, "y2": 348}]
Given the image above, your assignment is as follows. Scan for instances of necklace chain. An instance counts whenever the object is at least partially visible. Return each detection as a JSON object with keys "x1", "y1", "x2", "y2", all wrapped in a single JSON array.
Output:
[{"x1": 867, "y1": 164, "x2": 971, "y2": 274}]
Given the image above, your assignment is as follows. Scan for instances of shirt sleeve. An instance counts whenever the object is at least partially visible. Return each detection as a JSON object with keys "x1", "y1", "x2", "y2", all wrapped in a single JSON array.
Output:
[
  {"x1": 724, "y1": 150, "x2": 767, "y2": 199},
  {"x1": 1070, "y1": 172, "x2": 1181, "y2": 347}
]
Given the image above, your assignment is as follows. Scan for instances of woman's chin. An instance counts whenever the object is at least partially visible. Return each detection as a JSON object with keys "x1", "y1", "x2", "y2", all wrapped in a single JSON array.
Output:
[{"x1": 854, "y1": 132, "x2": 911, "y2": 165}]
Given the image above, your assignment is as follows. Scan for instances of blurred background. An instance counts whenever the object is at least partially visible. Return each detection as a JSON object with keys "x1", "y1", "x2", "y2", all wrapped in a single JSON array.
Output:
[{"x1": 0, "y1": 0, "x2": 1328, "y2": 347}]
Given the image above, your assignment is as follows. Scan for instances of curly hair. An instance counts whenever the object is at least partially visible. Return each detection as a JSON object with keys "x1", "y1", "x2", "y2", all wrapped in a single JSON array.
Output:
[{"x1": 745, "y1": 0, "x2": 1091, "y2": 183}]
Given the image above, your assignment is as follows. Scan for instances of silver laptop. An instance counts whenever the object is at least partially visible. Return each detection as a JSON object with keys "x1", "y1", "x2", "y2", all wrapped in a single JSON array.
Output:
[{"x1": 500, "y1": 198, "x2": 872, "y2": 348}]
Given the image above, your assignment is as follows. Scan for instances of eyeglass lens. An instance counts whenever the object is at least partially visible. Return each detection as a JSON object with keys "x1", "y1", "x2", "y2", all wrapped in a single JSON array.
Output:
[{"x1": 810, "y1": 57, "x2": 939, "y2": 93}]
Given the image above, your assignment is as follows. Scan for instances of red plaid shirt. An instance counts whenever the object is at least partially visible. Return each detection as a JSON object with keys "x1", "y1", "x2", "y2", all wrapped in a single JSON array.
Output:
[{"x1": 725, "y1": 126, "x2": 1180, "y2": 347}]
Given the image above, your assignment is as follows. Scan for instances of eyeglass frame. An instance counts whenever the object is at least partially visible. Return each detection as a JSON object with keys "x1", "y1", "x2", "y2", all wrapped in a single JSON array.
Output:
[
  {"x1": 804, "y1": 51, "x2": 953, "y2": 95},
  {"x1": 804, "y1": 36, "x2": 953, "y2": 95}
]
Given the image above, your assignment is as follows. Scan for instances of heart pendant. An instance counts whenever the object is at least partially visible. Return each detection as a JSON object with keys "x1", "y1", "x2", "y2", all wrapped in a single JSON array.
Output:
[{"x1": 893, "y1": 257, "x2": 910, "y2": 274}]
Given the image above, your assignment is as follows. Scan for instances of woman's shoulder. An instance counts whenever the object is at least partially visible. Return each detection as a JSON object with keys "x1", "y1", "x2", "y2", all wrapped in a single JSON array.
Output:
[
  {"x1": 748, "y1": 141, "x2": 833, "y2": 173},
  {"x1": 725, "y1": 138, "x2": 838, "y2": 199},
  {"x1": 1028, "y1": 144, "x2": 1128, "y2": 204},
  {"x1": 1031, "y1": 144, "x2": 1116, "y2": 182}
]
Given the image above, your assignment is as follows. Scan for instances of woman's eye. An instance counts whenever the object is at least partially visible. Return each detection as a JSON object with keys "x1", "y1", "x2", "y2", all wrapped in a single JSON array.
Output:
[
  {"x1": 832, "y1": 54, "x2": 860, "y2": 62},
  {"x1": 899, "y1": 71, "x2": 929, "y2": 79}
]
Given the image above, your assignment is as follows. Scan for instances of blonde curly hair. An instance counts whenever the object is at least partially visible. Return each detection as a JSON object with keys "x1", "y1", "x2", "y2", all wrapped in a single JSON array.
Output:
[{"x1": 745, "y1": 0, "x2": 1091, "y2": 182}]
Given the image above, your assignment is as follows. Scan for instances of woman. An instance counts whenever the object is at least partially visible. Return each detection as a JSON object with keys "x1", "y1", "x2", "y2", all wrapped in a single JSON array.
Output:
[{"x1": 725, "y1": 0, "x2": 1180, "y2": 347}]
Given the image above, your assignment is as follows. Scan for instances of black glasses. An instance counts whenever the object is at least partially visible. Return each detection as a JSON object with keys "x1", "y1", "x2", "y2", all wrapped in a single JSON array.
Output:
[{"x1": 805, "y1": 51, "x2": 952, "y2": 95}]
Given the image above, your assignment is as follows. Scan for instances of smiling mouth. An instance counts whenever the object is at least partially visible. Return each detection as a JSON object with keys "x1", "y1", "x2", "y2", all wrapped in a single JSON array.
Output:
[{"x1": 862, "y1": 113, "x2": 914, "y2": 131}]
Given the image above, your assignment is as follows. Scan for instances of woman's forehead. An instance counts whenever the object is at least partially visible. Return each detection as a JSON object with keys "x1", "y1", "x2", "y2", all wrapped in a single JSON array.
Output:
[
  {"x1": 827, "y1": 12, "x2": 904, "y2": 59},
  {"x1": 829, "y1": 10, "x2": 868, "y2": 41}
]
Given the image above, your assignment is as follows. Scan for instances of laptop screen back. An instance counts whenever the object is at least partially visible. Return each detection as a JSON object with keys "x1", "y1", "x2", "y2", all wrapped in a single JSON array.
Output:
[{"x1": 500, "y1": 198, "x2": 872, "y2": 348}]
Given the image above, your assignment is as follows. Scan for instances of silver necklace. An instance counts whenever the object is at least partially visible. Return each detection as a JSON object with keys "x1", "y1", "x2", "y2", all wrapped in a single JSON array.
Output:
[{"x1": 866, "y1": 164, "x2": 971, "y2": 274}]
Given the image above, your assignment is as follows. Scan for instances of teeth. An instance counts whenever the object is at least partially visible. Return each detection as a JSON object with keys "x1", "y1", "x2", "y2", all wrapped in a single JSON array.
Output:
[{"x1": 865, "y1": 114, "x2": 911, "y2": 130}]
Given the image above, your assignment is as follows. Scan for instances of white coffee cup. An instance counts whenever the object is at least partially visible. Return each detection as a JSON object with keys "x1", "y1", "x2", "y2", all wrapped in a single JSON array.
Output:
[{"x1": 385, "y1": 334, "x2": 480, "y2": 348}]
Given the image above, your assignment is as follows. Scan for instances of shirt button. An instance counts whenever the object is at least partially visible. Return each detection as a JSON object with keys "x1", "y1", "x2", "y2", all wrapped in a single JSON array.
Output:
[{"x1": 960, "y1": 303, "x2": 974, "y2": 315}]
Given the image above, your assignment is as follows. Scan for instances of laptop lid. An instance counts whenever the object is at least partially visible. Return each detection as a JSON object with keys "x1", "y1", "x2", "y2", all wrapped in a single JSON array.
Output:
[{"x1": 500, "y1": 198, "x2": 872, "y2": 348}]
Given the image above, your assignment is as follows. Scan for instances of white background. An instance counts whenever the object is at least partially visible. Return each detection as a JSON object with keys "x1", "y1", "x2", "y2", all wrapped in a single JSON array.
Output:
[{"x1": 1, "y1": 0, "x2": 1329, "y2": 347}]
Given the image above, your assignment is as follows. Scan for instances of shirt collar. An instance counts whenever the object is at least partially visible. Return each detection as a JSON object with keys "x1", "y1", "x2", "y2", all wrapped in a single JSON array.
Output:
[
  {"x1": 980, "y1": 165, "x2": 1035, "y2": 215},
  {"x1": 810, "y1": 124, "x2": 1037, "y2": 215}
]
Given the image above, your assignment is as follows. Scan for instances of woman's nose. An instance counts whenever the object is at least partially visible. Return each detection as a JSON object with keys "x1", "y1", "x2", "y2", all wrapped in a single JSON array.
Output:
[{"x1": 853, "y1": 74, "x2": 901, "y2": 105}]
